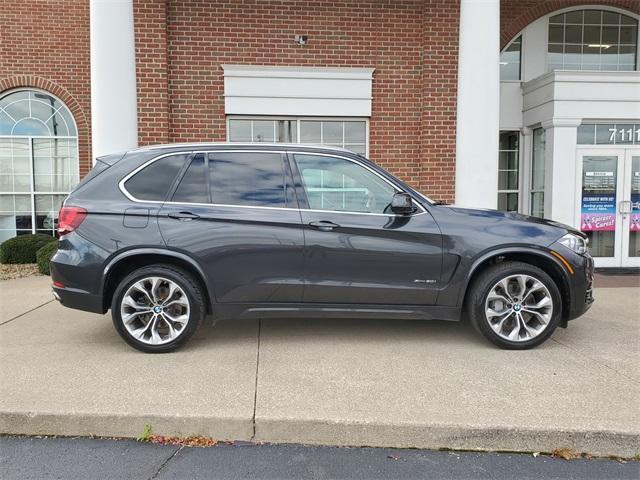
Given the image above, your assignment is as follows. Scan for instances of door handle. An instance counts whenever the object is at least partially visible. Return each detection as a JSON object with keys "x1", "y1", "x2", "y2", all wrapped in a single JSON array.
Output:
[
  {"x1": 168, "y1": 211, "x2": 200, "y2": 221},
  {"x1": 618, "y1": 200, "x2": 632, "y2": 215},
  {"x1": 309, "y1": 220, "x2": 340, "y2": 232}
]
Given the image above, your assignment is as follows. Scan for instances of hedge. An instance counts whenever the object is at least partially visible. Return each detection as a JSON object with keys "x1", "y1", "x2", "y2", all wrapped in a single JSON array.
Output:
[
  {"x1": 36, "y1": 240, "x2": 59, "y2": 275},
  {"x1": 0, "y1": 233, "x2": 54, "y2": 264}
]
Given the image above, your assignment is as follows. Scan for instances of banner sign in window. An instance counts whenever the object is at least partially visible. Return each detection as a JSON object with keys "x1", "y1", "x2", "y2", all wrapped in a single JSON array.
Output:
[
  {"x1": 581, "y1": 170, "x2": 616, "y2": 232},
  {"x1": 631, "y1": 171, "x2": 640, "y2": 233}
]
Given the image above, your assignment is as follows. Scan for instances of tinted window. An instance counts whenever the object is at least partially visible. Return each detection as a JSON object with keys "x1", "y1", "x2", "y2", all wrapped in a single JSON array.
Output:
[
  {"x1": 172, "y1": 154, "x2": 208, "y2": 203},
  {"x1": 294, "y1": 154, "x2": 396, "y2": 213},
  {"x1": 208, "y1": 152, "x2": 286, "y2": 208},
  {"x1": 124, "y1": 154, "x2": 188, "y2": 201}
]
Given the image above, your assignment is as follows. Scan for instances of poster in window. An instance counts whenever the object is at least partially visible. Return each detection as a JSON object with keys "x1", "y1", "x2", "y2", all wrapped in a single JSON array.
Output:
[{"x1": 581, "y1": 171, "x2": 616, "y2": 232}]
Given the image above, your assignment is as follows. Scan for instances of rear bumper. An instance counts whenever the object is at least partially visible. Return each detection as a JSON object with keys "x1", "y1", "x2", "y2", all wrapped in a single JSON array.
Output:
[{"x1": 52, "y1": 285, "x2": 105, "y2": 314}]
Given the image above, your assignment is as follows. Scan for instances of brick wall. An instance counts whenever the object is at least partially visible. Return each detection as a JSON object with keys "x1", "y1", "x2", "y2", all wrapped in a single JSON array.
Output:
[
  {"x1": 133, "y1": 0, "x2": 461, "y2": 200},
  {"x1": 0, "y1": 0, "x2": 92, "y2": 177},
  {"x1": 500, "y1": 0, "x2": 640, "y2": 47}
]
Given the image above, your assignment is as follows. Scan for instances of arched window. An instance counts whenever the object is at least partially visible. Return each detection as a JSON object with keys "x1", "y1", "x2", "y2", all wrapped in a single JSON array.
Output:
[
  {"x1": 547, "y1": 9, "x2": 638, "y2": 71},
  {"x1": 0, "y1": 90, "x2": 80, "y2": 242}
]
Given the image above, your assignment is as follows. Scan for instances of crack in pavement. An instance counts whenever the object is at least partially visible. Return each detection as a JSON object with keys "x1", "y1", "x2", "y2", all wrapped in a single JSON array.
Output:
[
  {"x1": 0, "y1": 300, "x2": 54, "y2": 327},
  {"x1": 251, "y1": 318, "x2": 262, "y2": 440},
  {"x1": 550, "y1": 336, "x2": 639, "y2": 385},
  {"x1": 149, "y1": 445, "x2": 184, "y2": 480}
]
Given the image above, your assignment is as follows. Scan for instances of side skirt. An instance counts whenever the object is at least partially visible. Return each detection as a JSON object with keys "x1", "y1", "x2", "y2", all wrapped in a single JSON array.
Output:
[{"x1": 211, "y1": 303, "x2": 462, "y2": 323}]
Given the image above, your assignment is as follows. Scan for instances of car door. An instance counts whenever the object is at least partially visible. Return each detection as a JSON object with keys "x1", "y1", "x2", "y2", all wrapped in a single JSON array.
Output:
[
  {"x1": 290, "y1": 152, "x2": 442, "y2": 305},
  {"x1": 158, "y1": 150, "x2": 304, "y2": 303}
]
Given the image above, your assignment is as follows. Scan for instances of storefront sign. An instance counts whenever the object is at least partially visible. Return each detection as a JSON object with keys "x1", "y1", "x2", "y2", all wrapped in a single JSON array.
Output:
[{"x1": 581, "y1": 171, "x2": 616, "y2": 232}]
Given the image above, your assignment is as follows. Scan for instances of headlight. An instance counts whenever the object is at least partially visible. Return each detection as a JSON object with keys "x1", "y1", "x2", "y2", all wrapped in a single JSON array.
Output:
[{"x1": 558, "y1": 233, "x2": 588, "y2": 255}]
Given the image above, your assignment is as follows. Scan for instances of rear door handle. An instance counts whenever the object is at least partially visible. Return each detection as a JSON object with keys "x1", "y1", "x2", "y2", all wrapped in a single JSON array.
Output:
[
  {"x1": 309, "y1": 220, "x2": 340, "y2": 232},
  {"x1": 168, "y1": 211, "x2": 200, "y2": 221}
]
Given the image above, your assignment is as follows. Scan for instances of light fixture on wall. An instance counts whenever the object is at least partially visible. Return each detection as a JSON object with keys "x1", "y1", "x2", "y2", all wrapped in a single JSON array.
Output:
[{"x1": 294, "y1": 35, "x2": 308, "y2": 45}]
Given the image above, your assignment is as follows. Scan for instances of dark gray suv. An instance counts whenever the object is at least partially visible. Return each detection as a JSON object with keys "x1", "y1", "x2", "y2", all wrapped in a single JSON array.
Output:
[{"x1": 51, "y1": 144, "x2": 594, "y2": 353}]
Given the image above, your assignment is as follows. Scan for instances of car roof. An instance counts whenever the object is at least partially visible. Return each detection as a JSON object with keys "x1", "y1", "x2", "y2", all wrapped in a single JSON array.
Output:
[{"x1": 133, "y1": 142, "x2": 355, "y2": 154}]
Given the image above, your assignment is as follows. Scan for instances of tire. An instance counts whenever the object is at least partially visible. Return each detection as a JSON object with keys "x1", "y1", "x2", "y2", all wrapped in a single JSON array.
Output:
[
  {"x1": 466, "y1": 261, "x2": 562, "y2": 350},
  {"x1": 111, "y1": 264, "x2": 205, "y2": 353}
]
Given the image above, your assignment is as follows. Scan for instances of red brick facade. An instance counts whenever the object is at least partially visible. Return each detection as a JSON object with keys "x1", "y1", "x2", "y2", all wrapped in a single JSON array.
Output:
[
  {"x1": 0, "y1": 0, "x2": 92, "y2": 178},
  {"x1": 1, "y1": 0, "x2": 638, "y2": 201}
]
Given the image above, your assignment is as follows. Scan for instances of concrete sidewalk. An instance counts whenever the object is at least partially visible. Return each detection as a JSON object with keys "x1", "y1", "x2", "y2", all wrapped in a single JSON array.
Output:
[{"x1": 0, "y1": 276, "x2": 638, "y2": 457}]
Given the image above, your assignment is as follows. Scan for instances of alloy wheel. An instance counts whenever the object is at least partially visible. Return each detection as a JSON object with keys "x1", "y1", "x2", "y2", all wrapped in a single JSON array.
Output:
[
  {"x1": 120, "y1": 276, "x2": 190, "y2": 345},
  {"x1": 484, "y1": 274, "x2": 553, "y2": 342}
]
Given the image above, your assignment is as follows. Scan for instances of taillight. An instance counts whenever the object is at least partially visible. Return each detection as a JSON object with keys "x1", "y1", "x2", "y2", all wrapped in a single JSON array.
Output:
[{"x1": 57, "y1": 206, "x2": 87, "y2": 235}]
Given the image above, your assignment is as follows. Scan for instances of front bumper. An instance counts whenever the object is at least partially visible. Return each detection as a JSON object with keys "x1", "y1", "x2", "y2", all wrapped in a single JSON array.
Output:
[{"x1": 561, "y1": 249, "x2": 595, "y2": 321}]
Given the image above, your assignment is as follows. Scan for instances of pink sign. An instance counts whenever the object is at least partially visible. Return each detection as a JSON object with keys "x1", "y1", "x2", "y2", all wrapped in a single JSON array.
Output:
[
  {"x1": 581, "y1": 213, "x2": 616, "y2": 232},
  {"x1": 630, "y1": 214, "x2": 640, "y2": 232}
]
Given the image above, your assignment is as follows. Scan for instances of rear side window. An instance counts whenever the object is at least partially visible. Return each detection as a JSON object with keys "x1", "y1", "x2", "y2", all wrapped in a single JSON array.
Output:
[
  {"x1": 172, "y1": 154, "x2": 208, "y2": 203},
  {"x1": 209, "y1": 152, "x2": 286, "y2": 208},
  {"x1": 124, "y1": 154, "x2": 188, "y2": 201}
]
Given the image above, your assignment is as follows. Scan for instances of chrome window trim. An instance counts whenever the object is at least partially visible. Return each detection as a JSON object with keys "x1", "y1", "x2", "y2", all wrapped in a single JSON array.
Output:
[{"x1": 118, "y1": 149, "x2": 427, "y2": 217}]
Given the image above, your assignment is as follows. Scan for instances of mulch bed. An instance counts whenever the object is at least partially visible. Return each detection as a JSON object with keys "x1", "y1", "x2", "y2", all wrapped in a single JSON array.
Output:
[{"x1": 0, "y1": 263, "x2": 43, "y2": 281}]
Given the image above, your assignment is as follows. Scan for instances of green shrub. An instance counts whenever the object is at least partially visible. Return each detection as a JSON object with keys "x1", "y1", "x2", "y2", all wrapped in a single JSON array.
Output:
[
  {"x1": 0, "y1": 233, "x2": 55, "y2": 264},
  {"x1": 36, "y1": 240, "x2": 59, "y2": 275}
]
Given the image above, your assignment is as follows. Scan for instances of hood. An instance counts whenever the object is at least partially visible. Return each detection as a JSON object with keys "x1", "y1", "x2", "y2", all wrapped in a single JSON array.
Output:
[{"x1": 440, "y1": 205, "x2": 585, "y2": 238}]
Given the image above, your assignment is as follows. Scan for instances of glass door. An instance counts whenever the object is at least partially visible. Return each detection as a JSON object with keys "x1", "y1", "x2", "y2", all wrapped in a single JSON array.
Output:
[
  {"x1": 577, "y1": 148, "x2": 640, "y2": 268},
  {"x1": 621, "y1": 153, "x2": 640, "y2": 267}
]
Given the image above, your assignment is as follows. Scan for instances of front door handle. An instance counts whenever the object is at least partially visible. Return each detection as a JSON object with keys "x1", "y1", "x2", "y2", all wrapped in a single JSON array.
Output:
[
  {"x1": 619, "y1": 200, "x2": 632, "y2": 215},
  {"x1": 168, "y1": 211, "x2": 200, "y2": 221},
  {"x1": 309, "y1": 220, "x2": 340, "y2": 232}
]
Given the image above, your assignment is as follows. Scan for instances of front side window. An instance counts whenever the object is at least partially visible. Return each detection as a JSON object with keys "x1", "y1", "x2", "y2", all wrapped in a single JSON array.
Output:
[
  {"x1": 530, "y1": 128, "x2": 546, "y2": 218},
  {"x1": 228, "y1": 118, "x2": 367, "y2": 155},
  {"x1": 124, "y1": 154, "x2": 188, "y2": 202},
  {"x1": 498, "y1": 132, "x2": 520, "y2": 211},
  {"x1": 294, "y1": 154, "x2": 396, "y2": 214},
  {"x1": 0, "y1": 90, "x2": 80, "y2": 242},
  {"x1": 547, "y1": 9, "x2": 638, "y2": 71},
  {"x1": 209, "y1": 152, "x2": 286, "y2": 208},
  {"x1": 500, "y1": 36, "x2": 522, "y2": 81}
]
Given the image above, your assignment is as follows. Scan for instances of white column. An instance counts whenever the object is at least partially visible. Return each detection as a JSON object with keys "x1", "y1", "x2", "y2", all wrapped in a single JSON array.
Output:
[
  {"x1": 90, "y1": 0, "x2": 138, "y2": 160},
  {"x1": 455, "y1": 0, "x2": 500, "y2": 208},
  {"x1": 519, "y1": 127, "x2": 533, "y2": 214},
  {"x1": 542, "y1": 119, "x2": 581, "y2": 226}
]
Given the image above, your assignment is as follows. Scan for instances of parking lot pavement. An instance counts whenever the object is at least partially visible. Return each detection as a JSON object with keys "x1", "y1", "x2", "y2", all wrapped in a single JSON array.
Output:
[
  {"x1": 1, "y1": 436, "x2": 638, "y2": 480},
  {"x1": 0, "y1": 280, "x2": 638, "y2": 457}
]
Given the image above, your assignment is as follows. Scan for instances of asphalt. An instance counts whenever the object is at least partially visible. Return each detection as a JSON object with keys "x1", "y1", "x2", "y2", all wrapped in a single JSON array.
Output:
[
  {"x1": 0, "y1": 275, "x2": 638, "y2": 457},
  {"x1": 1, "y1": 436, "x2": 638, "y2": 480}
]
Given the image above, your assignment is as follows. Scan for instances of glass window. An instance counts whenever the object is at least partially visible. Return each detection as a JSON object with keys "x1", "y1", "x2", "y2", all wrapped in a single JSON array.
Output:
[
  {"x1": 294, "y1": 154, "x2": 396, "y2": 214},
  {"x1": 172, "y1": 154, "x2": 208, "y2": 204},
  {"x1": 530, "y1": 128, "x2": 546, "y2": 218},
  {"x1": 124, "y1": 154, "x2": 188, "y2": 202},
  {"x1": 547, "y1": 9, "x2": 638, "y2": 71},
  {"x1": 497, "y1": 132, "x2": 520, "y2": 211},
  {"x1": 209, "y1": 152, "x2": 286, "y2": 208},
  {"x1": 0, "y1": 90, "x2": 80, "y2": 242},
  {"x1": 500, "y1": 36, "x2": 522, "y2": 81},
  {"x1": 577, "y1": 123, "x2": 640, "y2": 144},
  {"x1": 228, "y1": 118, "x2": 368, "y2": 155}
]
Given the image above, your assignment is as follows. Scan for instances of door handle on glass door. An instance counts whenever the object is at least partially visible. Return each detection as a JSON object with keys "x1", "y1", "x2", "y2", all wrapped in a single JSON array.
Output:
[
  {"x1": 618, "y1": 201, "x2": 632, "y2": 215},
  {"x1": 309, "y1": 221, "x2": 340, "y2": 232}
]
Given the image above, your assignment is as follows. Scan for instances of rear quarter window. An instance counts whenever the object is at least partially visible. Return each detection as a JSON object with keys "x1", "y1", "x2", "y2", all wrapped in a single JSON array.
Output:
[{"x1": 124, "y1": 154, "x2": 189, "y2": 201}]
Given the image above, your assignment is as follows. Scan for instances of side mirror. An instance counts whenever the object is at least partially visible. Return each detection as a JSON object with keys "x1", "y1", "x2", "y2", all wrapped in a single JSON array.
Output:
[{"x1": 390, "y1": 192, "x2": 415, "y2": 215}]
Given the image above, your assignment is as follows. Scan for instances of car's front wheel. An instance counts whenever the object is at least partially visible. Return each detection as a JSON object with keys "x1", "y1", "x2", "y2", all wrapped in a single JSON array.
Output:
[
  {"x1": 111, "y1": 265, "x2": 205, "y2": 353},
  {"x1": 467, "y1": 261, "x2": 562, "y2": 349}
]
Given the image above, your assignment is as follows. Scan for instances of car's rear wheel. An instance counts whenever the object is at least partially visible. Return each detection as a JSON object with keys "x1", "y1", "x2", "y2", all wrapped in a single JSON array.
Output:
[
  {"x1": 467, "y1": 261, "x2": 562, "y2": 349},
  {"x1": 111, "y1": 265, "x2": 204, "y2": 353}
]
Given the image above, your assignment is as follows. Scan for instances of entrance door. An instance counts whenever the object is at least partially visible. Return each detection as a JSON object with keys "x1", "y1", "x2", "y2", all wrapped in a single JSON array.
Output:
[{"x1": 577, "y1": 148, "x2": 640, "y2": 268}]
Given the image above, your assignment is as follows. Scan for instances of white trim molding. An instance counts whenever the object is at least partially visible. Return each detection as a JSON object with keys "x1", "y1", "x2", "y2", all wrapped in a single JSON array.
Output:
[{"x1": 222, "y1": 65, "x2": 375, "y2": 117}]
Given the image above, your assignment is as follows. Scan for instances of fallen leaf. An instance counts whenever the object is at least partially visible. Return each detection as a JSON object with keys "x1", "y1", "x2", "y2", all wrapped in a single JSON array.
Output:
[{"x1": 551, "y1": 448, "x2": 580, "y2": 460}]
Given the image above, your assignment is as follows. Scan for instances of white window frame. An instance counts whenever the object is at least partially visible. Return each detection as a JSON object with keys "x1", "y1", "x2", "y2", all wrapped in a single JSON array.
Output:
[
  {"x1": 497, "y1": 131, "x2": 521, "y2": 211},
  {"x1": 226, "y1": 116, "x2": 370, "y2": 157},
  {"x1": 0, "y1": 88, "x2": 80, "y2": 239}
]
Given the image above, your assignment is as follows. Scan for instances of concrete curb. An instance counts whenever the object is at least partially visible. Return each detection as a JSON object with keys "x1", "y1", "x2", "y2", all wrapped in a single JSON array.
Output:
[
  {"x1": 2, "y1": 411, "x2": 638, "y2": 458},
  {"x1": 256, "y1": 418, "x2": 640, "y2": 458},
  {"x1": 0, "y1": 411, "x2": 252, "y2": 443}
]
